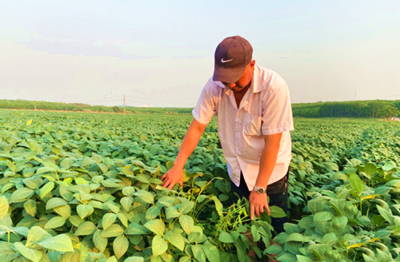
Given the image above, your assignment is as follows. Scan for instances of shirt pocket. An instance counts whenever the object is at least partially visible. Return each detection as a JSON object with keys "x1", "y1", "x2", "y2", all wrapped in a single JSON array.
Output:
[{"x1": 243, "y1": 114, "x2": 262, "y2": 136}]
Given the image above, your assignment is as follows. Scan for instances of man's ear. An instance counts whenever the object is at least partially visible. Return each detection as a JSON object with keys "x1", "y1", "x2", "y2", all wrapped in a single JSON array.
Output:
[{"x1": 250, "y1": 60, "x2": 255, "y2": 71}]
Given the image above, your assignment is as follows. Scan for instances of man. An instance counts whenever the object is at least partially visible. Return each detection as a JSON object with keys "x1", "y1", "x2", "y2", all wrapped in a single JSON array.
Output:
[{"x1": 161, "y1": 35, "x2": 293, "y2": 239}]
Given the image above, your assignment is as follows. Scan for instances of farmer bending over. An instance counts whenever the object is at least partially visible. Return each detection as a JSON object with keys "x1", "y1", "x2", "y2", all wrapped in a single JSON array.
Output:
[{"x1": 162, "y1": 36, "x2": 294, "y2": 260}]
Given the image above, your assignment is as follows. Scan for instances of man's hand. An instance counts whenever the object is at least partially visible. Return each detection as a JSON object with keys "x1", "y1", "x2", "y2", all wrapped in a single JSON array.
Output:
[
  {"x1": 161, "y1": 166, "x2": 183, "y2": 190},
  {"x1": 249, "y1": 190, "x2": 270, "y2": 220}
]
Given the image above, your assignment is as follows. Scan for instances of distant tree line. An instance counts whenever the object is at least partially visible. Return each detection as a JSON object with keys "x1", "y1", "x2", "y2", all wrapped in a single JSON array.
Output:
[
  {"x1": 293, "y1": 100, "x2": 400, "y2": 118},
  {"x1": 1, "y1": 99, "x2": 399, "y2": 118},
  {"x1": 0, "y1": 99, "x2": 193, "y2": 115}
]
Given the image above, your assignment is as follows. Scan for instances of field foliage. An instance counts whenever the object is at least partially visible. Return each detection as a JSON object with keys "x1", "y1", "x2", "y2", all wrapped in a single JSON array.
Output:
[{"x1": 1, "y1": 110, "x2": 400, "y2": 261}]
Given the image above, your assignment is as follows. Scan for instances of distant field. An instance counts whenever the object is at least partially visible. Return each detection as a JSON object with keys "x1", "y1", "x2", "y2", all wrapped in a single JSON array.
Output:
[{"x1": 1, "y1": 110, "x2": 400, "y2": 261}]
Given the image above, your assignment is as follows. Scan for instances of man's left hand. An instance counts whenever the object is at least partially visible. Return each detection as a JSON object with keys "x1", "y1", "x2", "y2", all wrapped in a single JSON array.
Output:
[{"x1": 249, "y1": 190, "x2": 270, "y2": 220}]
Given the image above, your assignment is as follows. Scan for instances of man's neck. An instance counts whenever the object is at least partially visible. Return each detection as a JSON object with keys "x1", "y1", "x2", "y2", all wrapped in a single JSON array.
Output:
[{"x1": 233, "y1": 80, "x2": 252, "y2": 109}]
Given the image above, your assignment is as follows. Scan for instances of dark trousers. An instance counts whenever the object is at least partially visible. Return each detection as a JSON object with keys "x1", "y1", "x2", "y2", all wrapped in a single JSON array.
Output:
[{"x1": 230, "y1": 169, "x2": 289, "y2": 235}]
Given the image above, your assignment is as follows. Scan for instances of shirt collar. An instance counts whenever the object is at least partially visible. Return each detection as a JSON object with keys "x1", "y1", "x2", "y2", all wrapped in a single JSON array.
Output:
[{"x1": 252, "y1": 64, "x2": 263, "y2": 93}]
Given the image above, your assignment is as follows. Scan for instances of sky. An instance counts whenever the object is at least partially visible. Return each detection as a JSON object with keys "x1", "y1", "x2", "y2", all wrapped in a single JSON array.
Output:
[{"x1": 1, "y1": 0, "x2": 399, "y2": 107}]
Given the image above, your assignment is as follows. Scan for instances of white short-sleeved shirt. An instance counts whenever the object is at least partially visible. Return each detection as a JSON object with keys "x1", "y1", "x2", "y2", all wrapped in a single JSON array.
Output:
[{"x1": 192, "y1": 64, "x2": 294, "y2": 191}]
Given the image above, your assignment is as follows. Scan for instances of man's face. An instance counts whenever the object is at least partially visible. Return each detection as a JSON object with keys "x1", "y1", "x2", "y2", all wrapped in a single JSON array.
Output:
[{"x1": 222, "y1": 60, "x2": 255, "y2": 92}]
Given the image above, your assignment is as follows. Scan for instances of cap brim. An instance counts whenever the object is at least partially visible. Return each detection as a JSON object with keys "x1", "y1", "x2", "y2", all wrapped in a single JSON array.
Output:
[{"x1": 213, "y1": 65, "x2": 246, "y2": 83}]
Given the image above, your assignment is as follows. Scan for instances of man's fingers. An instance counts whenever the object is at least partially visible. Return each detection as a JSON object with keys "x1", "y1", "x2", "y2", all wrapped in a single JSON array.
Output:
[
  {"x1": 167, "y1": 182, "x2": 176, "y2": 191},
  {"x1": 161, "y1": 180, "x2": 169, "y2": 188},
  {"x1": 265, "y1": 203, "x2": 271, "y2": 215},
  {"x1": 255, "y1": 205, "x2": 261, "y2": 218},
  {"x1": 250, "y1": 205, "x2": 255, "y2": 220}
]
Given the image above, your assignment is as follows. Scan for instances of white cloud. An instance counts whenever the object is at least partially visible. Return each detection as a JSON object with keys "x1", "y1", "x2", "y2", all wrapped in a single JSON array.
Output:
[{"x1": 0, "y1": 28, "x2": 56, "y2": 42}]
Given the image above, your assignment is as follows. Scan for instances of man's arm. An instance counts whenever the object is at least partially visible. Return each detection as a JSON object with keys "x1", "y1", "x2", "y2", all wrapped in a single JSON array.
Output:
[
  {"x1": 249, "y1": 132, "x2": 282, "y2": 220},
  {"x1": 161, "y1": 118, "x2": 207, "y2": 190}
]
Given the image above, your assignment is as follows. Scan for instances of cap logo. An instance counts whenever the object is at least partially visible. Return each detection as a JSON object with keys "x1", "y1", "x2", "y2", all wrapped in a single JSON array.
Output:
[{"x1": 221, "y1": 58, "x2": 234, "y2": 63}]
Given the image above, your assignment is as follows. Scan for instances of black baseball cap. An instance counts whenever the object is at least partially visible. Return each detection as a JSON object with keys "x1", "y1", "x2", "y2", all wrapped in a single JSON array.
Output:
[{"x1": 213, "y1": 35, "x2": 253, "y2": 83}]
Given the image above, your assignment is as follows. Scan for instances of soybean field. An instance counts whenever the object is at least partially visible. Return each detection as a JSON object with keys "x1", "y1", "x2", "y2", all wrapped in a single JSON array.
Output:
[{"x1": 1, "y1": 110, "x2": 400, "y2": 262}]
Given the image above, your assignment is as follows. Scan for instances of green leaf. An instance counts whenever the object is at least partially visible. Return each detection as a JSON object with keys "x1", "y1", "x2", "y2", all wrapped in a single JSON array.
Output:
[
  {"x1": 39, "y1": 182, "x2": 55, "y2": 199},
  {"x1": 0, "y1": 213, "x2": 12, "y2": 229},
  {"x1": 114, "y1": 235, "x2": 129, "y2": 259},
  {"x1": 107, "y1": 257, "x2": 118, "y2": 262},
  {"x1": 179, "y1": 215, "x2": 194, "y2": 235},
  {"x1": 77, "y1": 204, "x2": 94, "y2": 219},
  {"x1": 314, "y1": 211, "x2": 333, "y2": 222},
  {"x1": 133, "y1": 190, "x2": 154, "y2": 204},
  {"x1": 0, "y1": 196, "x2": 9, "y2": 219},
  {"x1": 234, "y1": 238, "x2": 247, "y2": 262},
  {"x1": 146, "y1": 206, "x2": 161, "y2": 220},
  {"x1": 265, "y1": 244, "x2": 283, "y2": 254},
  {"x1": 26, "y1": 119, "x2": 33, "y2": 126},
  {"x1": 26, "y1": 226, "x2": 52, "y2": 247},
  {"x1": 144, "y1": 219, "x2": 165, "y2": 236},
  {"x1": 45, "y1": 216, "x2": 67, "y2": 229},
  {"x1": 376, "y1": 205, "x2": 394, "y2": 224},
  {"x1": 60, "y1": 158, "x2": 74, "y2": 169},
  {"x1": 59, "y1": 185, "x2": 74, "y2": 201},
  {"x1": 101, "y1": 224, "x2": 124, "y2": 238},
  {"x1": 125, "y1": 223, "x2": 148, "y2": 235},
  {"x1": 121, "y1": 196, "x2": 133, "y2": 212},
  {"x1": 24, "y1": 199, "x2": 37, "y2": 217},
  {"x1": 0, "y1": 242, "x2": 18, "y2": 261},
  {"x1": 46, "y1": 197, "x2": 68, "y2": 210},
  {"x1": 117, "y1": 213, "x2": 129, "y2": 227},
  {"x1": 123, "y1": 257, "x2": 144, "y2": 262},
  {"x1": 164, "y1": 231, "x2": 185, "y2": 251},
  {"x1": 54, "y1": 204, "x2": 71, "y2": 218},
  {"x1": 270, "y1": 206, "x2": 287, "y2": 218},
  {"x1": 210, "y1": 196, "x2": 223, "y2": 217},
  {"x1": 157, "y1": 196, "x2": 175, "y2": 207},
  {"x1": 286, "y1": 233, "x2": 306, "y2": 242},
  {"x1": 188, "y1": 226, "x2": 203, "y2": 243},
  {"x1": 122, "y1": 186, "x2": 135, "y2": 196},
  {"x1": 14, "y1": 242, "x2": 43, "y2": 262},
  {"x1": 307, "y1": 198, "x2": 325, "y2": 214},
  {"x1": 75, "y1": 221, "x2": 96, "y2": 236},
  {"x1": 165, "y1": 207, "x2": 181, "y2": 219},
  {"x1": 94, "y1": 229, "x2": 108, "y2": 253},
  {"x1": 219, "y1": 232, "x2": 234, "y2": 243},
  {"x1": 323, "y1": 162, "x2": 339, "y2": 171},
  {"x1": 349, "y1": 173, "x2": 364, "y2": 195},
  {"x1": 102, "y1": 213, "x2": 117, "y2": 230},
  {"x1": 251, "y1": 225, "x2": 260, "y2": 242},
  {"x1": 23, "y1": 178, "x2": 41, "y2": 189},
  {"x1": 192, "y1": 244, "x2": 206, "y2": 262},
  {"x1": 178, "y1": 201, "x2": 195, "y2": 215},
  {"x1": 333, "y1": 215, "x2": 348, "y2": 228},
  {"x1": 296, "y1": 255, "x2": 314, "y2": 262},
  {"x1": 321, "y1": 232, "x2": 337, "y2": 245},
  {"x1": 364, "y1": 163, "x2": 377, "y2": 176},
  {"x1": 374, "y1": 229, "x2": 392, "y2": 239},
  {"x1": 202, "y1": 241, "x2": 220, "y2": 262},
  {"x1": 10, "y1": 188, "x2": 34, "y2": 203},
  {"x1": 152, "y1": 235, "x2": 168, "y2": 256},
  {"x1": 69, "y1": 215, "x2": 84, "y2": 227},
  {"x1": 38, "y1": 234, "x2": 74, "y2": 252}
]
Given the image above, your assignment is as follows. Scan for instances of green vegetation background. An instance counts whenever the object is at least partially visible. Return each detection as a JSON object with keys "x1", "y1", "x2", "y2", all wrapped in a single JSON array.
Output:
[{"x1": 1, "y1": 99, "x2": 400, "y2": 118}]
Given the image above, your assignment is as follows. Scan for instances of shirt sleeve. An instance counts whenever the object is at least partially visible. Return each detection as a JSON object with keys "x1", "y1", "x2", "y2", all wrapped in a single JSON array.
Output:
[
  {"x1": 261, "y1": 84, "x2": 294, "y2": 135},
  {"x1": 192, "y1": 78, "x2": 218, "y2": 125}
]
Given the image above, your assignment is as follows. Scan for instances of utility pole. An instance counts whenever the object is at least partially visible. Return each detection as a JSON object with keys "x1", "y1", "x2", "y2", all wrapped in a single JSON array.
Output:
[{"x1": 123, "y1": 94, "x2": 126, "y2": 116}]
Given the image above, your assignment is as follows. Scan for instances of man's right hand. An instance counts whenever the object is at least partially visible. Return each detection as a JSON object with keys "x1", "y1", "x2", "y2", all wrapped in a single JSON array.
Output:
[{"x1": 161, "y1": 166, "x2": 183, "y2": 190}]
